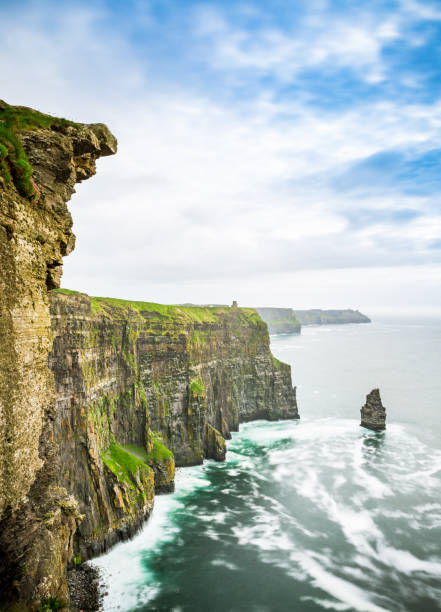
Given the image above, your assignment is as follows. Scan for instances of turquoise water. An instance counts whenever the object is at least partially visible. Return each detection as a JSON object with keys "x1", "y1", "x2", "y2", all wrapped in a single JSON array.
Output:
[{"x1": 93, "y1": 317, "x2": 441, "y2": 611}]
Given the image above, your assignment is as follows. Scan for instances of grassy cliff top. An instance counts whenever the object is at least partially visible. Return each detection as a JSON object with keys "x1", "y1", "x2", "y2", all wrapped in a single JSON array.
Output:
[
  {"x1": 51, "y1": 289, "x2": 265, "y2": 327},
  {"x1": 0, "y1": 100, "x2": 80, "y2": 133},
  {"x1": 0, "y1": 100, "x2": 80, "y2": 200}
]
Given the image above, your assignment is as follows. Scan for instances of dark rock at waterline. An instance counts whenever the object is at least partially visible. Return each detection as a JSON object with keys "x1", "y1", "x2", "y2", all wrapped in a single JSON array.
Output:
[
  {"x1": 361, "y1": 388, "x2": 386, "y2": 431},
  {"x1": 67, "y1": 563, "x2": 104, "y2": 612}
]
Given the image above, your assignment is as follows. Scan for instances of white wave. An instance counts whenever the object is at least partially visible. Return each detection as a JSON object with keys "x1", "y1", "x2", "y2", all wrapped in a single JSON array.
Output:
[
  {"x1": 378, "y1": 509, "x2": 412, "y2": 520},
  {"x1": 416, "y1": 503, "x2": 441, "y2": 513},
  {"x1": 211, "y1": 559, "x2": 239, "y2": 571},
  {"x1": 205, "y1": 527, "x2": 221, "y2": 541},
  {"x1": 198, "y1": 511, "x2": 228, "y2": 524},
  {"x1": 377, "y1": 543, "x2": 441, "y2": 576},
  {"x1": 333, "y1": 475, "x2": 347, "y2": 490},
  {"x1": 232, "y1": 519, "x2": 293, "y2": 553},
  {"x1": 91, "y1": 464, "x2": 210, "y2": 611},
  {"x1": 301, "y1": 596, "x2": 352, "y2": 610},
  {"x1": 352, "y1": 438, "x2": 392, "y2": 499},
  {"x1": 92, "y1": 414, "x2": 441, "y2": 611},
  {"x1": 259, "y1": 494, "x2": 319, "y2": 538},
  {"x1": 290, "y1": 551, "x2": 390, "y2": 612}
]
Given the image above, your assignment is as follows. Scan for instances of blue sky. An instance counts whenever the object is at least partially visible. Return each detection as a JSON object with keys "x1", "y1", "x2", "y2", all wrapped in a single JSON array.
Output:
[{"x1": 1, "y1": 0, "x2": 440, "y2": 312}]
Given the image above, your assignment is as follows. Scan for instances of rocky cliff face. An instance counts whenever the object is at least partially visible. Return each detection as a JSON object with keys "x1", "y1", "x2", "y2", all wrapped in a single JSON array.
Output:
[
  {"x1": 0, "y1": 101, "x2": 116, "y2": 608},
  {"x1": 49, "y1": 292, "x2": 299, "y2": 562}
]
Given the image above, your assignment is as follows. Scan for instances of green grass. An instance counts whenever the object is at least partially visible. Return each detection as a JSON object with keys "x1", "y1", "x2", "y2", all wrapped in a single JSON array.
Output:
[
  {"x1": 0, "y1": 101, "x2": 79, "y2": 200},
  {"x1": 88, "y1": 295, "x2": 228, "y2": 323},
  {"x1": 101, "y1": 442, "x2": 151, "y2": 488},
  {"x1": 123, "y1": 443, "x2": 149, "y2": 463},
  {"x1": 51, "y1": 288, "x2": 80, "y2": 295},
  {"x1": 271, "y1": 355, "x2": 283, "y2": 368},
  {"x1": 189, "y1": 377, "x2": 205, "y2": 398},
  {"x1": 0, "y1": 103, "x2": 79, "y2": 132},
  {"x1": 148, "y1": 433, "x2": 174, "y2": 461},
  {"x1": 124, "y1": 437, "x2": 173, "y2": 465},
  {"x1": 189, "y1": 330, "x2": 208, "y2": 345},
  {"x1": 239, "y1": 308, "x2": 267, "y2": 327},
  {"x1": 51, "y1": 289, "x2": 266, "y2": 332},
  {"x1": 50, "y1": 290, "x2": 268, "y2": 363},
  {"x1": 37, "y1": 599, "x2": 62, "y2": 612},
  {"x1": 104, "y1": 439, "x2": 172, "y2": 487}
]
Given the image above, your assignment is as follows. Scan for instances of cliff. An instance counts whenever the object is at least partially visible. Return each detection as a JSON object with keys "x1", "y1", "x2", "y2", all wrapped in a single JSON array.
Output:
[
  {"x1": 0, "y1": 101, "x2": 117, "y2": 609},
  {"x1": 255, "y1": 308, "x2": 301, "y2": 335},
  {"x1": 0, "y1": 100, "x2": 298, "y2": 610},
  {"x1": 49, "y1": 291, "x2": 299, "y2": 563},
  {"x1": 293, "y1": 309, "x2": 371, "y2": 325}
]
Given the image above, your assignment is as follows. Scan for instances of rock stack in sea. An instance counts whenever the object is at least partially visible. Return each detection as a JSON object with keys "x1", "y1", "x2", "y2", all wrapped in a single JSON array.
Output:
[{"x1": 360, "y1": 389, "x2": 386, "y2": 431}]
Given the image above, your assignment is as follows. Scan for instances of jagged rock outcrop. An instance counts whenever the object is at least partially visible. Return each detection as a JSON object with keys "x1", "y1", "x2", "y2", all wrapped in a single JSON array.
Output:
[
  {"x1": 49, "y1": 291, "x2": 299, "y2": 561},
  {"x1": 360, "y1": 389, "x2": 386, "y2": 431},
  {"x1": 0, "y1": 101, "x2": 116, "y2": 609},
  {"x1": 255, "y1": 307, "x2": 301, "y2": 335}
]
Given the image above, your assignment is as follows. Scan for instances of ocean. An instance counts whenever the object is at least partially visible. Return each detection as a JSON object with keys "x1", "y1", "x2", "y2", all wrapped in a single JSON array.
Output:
[{"x1": 92, "y1": 316, "x2": 441, "y2": 611}]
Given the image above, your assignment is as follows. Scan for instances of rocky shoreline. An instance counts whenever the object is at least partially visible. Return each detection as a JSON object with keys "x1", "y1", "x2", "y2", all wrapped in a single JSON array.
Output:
[{"x1": 67, "y1": 564, "x2": 104, "y2": 612}]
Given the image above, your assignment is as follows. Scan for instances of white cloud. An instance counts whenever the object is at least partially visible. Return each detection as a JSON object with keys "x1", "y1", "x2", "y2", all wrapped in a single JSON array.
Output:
[
  {"x1": 399, "y1": 0, "x2": 441, "y2": 21},
  {"x1": 1, "y1": 0, "x2": 440, "y2": 312},
  {"x1": 193, "y1": 6, "x2": 402, "y2": 84}
]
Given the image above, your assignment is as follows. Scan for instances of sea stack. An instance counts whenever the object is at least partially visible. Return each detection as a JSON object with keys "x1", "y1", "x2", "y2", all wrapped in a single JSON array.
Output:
[{"x1": 360, "y1": 389, "x2": 386, "y2": 431}]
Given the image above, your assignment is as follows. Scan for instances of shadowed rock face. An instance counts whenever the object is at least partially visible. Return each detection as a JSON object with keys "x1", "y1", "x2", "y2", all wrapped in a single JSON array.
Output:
[
  {"x1": 0, "y1": 101, "x2": 116, "y2": 608},
  {"x1": 361, "y1": 389, "x2": 386, "y2": 431}
]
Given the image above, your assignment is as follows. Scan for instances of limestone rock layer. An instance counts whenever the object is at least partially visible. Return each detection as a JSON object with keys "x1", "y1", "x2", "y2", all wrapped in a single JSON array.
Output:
[{"x1": 49, "y1": 291, "x2": 299, "y2": 561}]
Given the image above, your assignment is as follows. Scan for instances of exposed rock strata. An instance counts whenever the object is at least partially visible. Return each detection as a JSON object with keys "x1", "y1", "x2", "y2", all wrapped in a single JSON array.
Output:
[
  {"x1": 360, "y1": 388, "x2": 386, "y2": 431},
  {"x1": 49, "y1": 291, "x2": 299, "y2": 562},
  {"x1": 0, "y1": 101, "x2": 116, "y2": 608}
]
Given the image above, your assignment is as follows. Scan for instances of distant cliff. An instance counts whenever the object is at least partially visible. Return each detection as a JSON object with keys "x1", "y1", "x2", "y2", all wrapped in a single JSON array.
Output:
[
  {"x1": 49, "y1": 291, "x2": 299, "y2": 563},
  {"x1": 255, "y1": 308, "x2": 301, "y2": 334},
  {"x1": 294, "y1": 309, "x2": 371, "y2": 325}
]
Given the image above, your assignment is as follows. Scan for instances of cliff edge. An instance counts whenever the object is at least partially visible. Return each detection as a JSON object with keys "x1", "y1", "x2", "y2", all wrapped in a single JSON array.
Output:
[{"x1": 0, "y1": 100, "x2": 116, "y2": 608}]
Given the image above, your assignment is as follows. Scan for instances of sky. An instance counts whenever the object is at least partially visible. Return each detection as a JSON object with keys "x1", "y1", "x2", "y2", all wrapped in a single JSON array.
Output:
[{"x1": 1, "y1": 0, "x2": 441, "y2": 314}]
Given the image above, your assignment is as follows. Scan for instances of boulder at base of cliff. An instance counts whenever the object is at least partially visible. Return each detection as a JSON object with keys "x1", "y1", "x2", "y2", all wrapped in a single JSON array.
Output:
[{"x1": 360, "y1": 388, "x2": 386, "y2": 431}]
